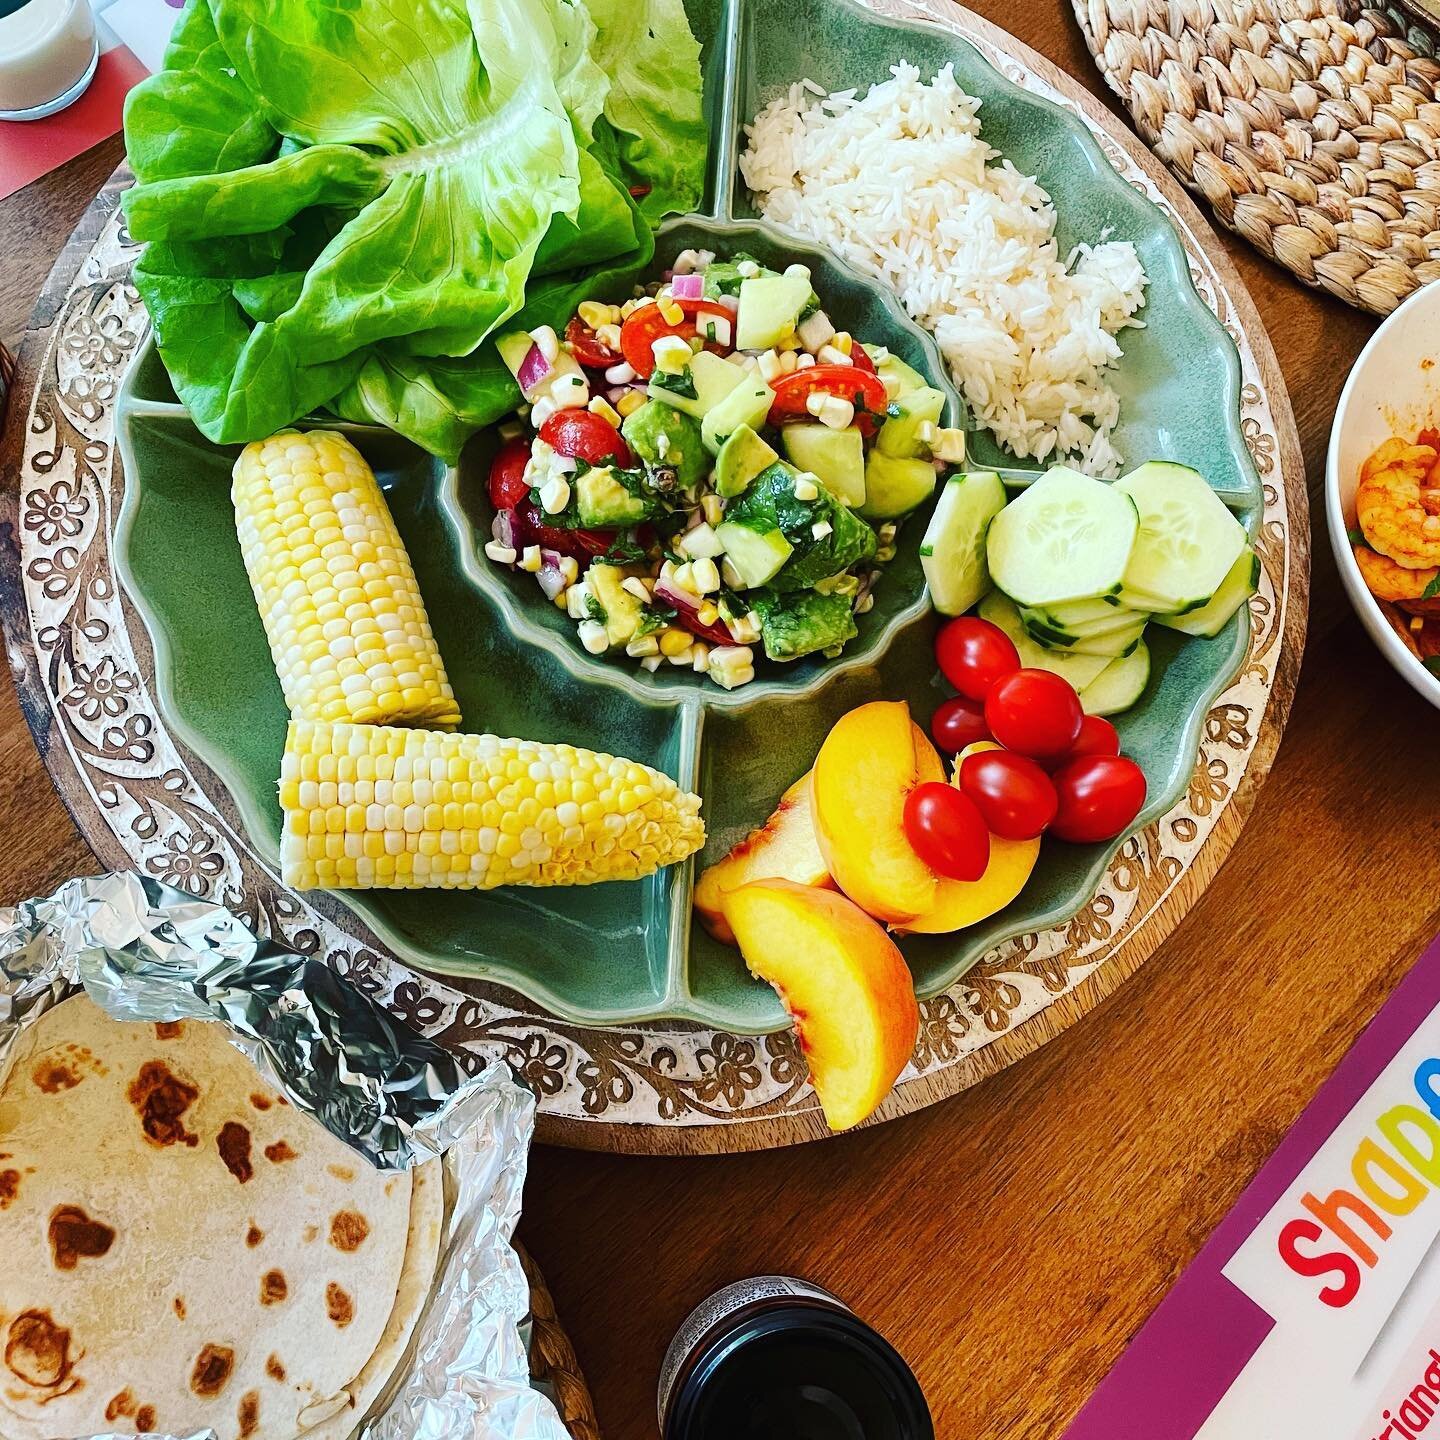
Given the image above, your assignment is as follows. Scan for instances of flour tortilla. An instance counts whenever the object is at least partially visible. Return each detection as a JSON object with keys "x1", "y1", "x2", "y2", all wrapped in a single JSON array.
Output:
[{"x1": 0, "y1": 996, "x2": 441, "y2": 1440}]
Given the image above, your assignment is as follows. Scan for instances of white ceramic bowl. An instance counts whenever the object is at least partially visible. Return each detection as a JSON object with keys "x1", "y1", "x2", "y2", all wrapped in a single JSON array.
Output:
[{"x1": 1327, "y1": 282, "x2": 1440, "y2": 709}]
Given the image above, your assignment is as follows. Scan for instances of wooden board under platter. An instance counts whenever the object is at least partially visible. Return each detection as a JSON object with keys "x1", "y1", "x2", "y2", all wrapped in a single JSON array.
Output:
[{"x1": 0, "y1": 0, "x2": 1306, "y2": 1158}]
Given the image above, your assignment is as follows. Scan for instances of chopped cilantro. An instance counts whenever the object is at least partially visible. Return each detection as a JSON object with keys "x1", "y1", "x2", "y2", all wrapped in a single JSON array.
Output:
[
  {"x1": 651, "y1": 367, "x2": 698, "y2": 400},
  {"x1": 603, "y1": 530, "x2": 650, "y2": 565},
  {"x1": 634, "y1": 603, "x2": 678, "y2": 639},
  {"x1": 1424, "y1": 574, "x2": 1440, "y2": 600},
  {"x1": 1346, "y1": 526, "x2": 1367, "y2": 548},
  {"x1": 584, "y1": 594, "x2": 607, "y2": 624}
]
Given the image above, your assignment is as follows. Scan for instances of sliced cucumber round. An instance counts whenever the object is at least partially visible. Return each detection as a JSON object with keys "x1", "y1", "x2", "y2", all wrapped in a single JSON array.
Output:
[
  {"x1": 986, "y1": 467, "x2": 1138, "y2": 608},
  {"x1": 1153, "y1": 546, "x2": 1258, "y2": 638},
  {"x1": 1019, "y1": 603, "x2": 1146, "y2": 642},
  {"x1": 979, "y1": 591, "x2": 1112, "y2": 691},
  {"x1": 1079, "y1": 642, "x2": 1151, "y2": 716},
  {"x1": 1033, "y1": 593, "x2": 1132, "y2": 628},
  {"x1": 920, "y1": 471, "x2": 1007, "y2": 616},
  {"x1": 1024, "y1": 616, "x2": 1148, "y2": 658},
  {"x1": 1115, "y1": 461, "x2": 1246, "y2": 614}
]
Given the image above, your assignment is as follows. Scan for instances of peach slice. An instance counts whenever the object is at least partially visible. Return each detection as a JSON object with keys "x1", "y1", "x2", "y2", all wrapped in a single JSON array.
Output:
[
  {"x1": 894, "y1": 738, "x2": 1040, "y2": 935},
  {"x1": 694, "y1": 773, "x2": 832, "y2": 944},
  {"x1": 722, "y1": 879, "x2": 920, "y2": 1131},
  {"x1": 812, "y1": 701, "x2": 940, "y2": 925},
  {"x1": 892, "y1": 832, "x2": 1040, "y2": 935}
]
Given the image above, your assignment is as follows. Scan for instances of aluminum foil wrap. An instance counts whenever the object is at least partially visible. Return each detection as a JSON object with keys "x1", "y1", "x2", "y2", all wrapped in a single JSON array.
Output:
[{"x1": 0, "y1": 871, "x2": 570, "y2": 1440}]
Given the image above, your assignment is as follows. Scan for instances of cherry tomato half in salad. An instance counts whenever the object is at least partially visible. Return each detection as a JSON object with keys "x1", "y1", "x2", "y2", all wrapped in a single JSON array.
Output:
[
  {"x1": 1067, "y1": 715, "x2": 1121, "y2": 762},
  {"x1": 930, "y1": 695, "x2": 990, "y2": 754},
  {"x1": 512, "y1": 502, "x2": 614, "y2": 559},
  {"x1": 1048, "y1": 755, "x2": 1147, "y2": 844},
  {"x1": 984, "y1": 668, "x2": 1084, "y2": 761},
  {"x1": 903, "y1": 782, "x2": 990, "y2": 882},
  {"x1": 565, "y1": 315, "x2": 622, "y2": 370},
  {"x1": 538, "y1": 410, "x2": 633, "y2": 468},
  {"x1": 488, "y1": 437, "x2": 532, "y2": 512},
  {"x1": 768, "y1": 365, "x2": 889, "y2": 435},
  {"x1": 934, "y1": 616, "x2": 1020, "y2": 701},
  {"x1": 958, "y1": 750, "x2": 1057, "y2": 841},
  {"x1": 619, "y1": 297, "x2": 734, "y2": 379},
  {"x1": 850, "y1": 342, "x2": 876, "y2": 374}
]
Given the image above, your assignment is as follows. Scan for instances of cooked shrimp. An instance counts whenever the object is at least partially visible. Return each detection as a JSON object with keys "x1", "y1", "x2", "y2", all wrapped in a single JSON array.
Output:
[
  {"x1": 1355, "y1": 436, "x2": 1440, "y2": 568},
  {"x1": 1355, "y1": 543, "x2": 1440, "y2": 609}
]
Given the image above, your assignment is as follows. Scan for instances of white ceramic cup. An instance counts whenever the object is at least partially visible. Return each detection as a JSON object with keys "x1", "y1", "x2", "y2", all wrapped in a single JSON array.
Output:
[
  {"x1": 1326, "y1": 280, "x2": 1440, "y2": 710},
  {"x1": 0, "y1": 0, "x2": 98, "y2": 121}
]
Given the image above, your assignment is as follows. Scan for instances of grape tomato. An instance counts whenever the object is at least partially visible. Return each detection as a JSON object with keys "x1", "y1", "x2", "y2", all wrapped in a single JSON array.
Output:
[
  {"x1": 1049, "y1": 756, "x2": 1147, "y2": 843},
  {"x1": 903, "y1": 782, "x2": 990, "y2": 882},
  {"x1": 983, "y1": 668, "x2": 1083, "y2": 760},
  {"x1": 1068, "y1": 715, "x2": 1121, "y2": 761},
  {"x1": 930, "y1": 695, "x2": 990, "y2": 754},
  {"x1": 619, "y1": 297, "x2": 733, "y2": 379},
  {"x1": 935, "y1": 617, "x2": 1020, "y2": 701},
  {"x1": 958, "y1": 751, "x2": 1057, "y2": 841},
  {"x1": 538, "y1": 410, "x2": 633, "y2": 467},
  {"x1": 488, "y1": 437, "x2": 532, "y2": 511}
]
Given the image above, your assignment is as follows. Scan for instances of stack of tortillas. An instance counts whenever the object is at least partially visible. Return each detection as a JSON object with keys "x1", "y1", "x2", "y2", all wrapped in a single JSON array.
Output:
[{"x1": 0, "y1": 995, "x2": 444, "y2": 1440}]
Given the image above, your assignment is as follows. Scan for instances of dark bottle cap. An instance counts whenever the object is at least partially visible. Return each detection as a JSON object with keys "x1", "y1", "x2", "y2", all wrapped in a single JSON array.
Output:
[{"x1": 660, "y1": 1278, "x2": 933, "y2": 1440}]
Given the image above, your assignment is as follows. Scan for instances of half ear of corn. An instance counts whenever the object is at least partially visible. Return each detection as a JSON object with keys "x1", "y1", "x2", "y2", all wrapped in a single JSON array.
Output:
[
  {"x1": 280, "y1": 720, "x2": 705, "y2": 890},
  {"x1": 233, "y1": 429, "x2": 461, "y2": 728}
]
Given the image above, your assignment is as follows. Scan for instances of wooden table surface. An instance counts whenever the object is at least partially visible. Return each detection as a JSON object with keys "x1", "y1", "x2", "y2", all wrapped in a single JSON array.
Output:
[{"x1": 2, "y1": 5, "x2": 1434, "y2": 1437}]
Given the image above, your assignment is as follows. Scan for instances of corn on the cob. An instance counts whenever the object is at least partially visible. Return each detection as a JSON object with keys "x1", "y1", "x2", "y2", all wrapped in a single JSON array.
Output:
[
  {"x1": 280, "y1": 720, "x2": 704, "y2": 890},
  {"x1": 233, "y1": 430, "x2": 460, "y2": 728}
]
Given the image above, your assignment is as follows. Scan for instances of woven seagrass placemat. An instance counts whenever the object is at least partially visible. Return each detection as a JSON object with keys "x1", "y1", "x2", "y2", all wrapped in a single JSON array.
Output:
[{"x1": 1073, "y1": 0, "x2": 1440, "y2": 313}]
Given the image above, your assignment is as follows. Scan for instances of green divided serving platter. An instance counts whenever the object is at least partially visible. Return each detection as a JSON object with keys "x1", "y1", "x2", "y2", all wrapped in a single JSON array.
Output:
[{"x1": 111, "y1": 0, "x2": 1265, "y2": 1033}]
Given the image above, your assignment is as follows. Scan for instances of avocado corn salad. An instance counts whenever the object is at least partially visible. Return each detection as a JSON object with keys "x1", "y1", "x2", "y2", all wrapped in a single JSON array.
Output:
[{"x1": 482, "y1": 250, "x2": 969, "y2": 688}]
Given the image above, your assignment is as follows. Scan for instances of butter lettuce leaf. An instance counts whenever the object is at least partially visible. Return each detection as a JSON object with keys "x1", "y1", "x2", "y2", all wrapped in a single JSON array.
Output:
[
  {"x1": 585, "y1": 0, "x2": 706, "y2": 220},
  {"x1": 121, "y1": 0, "x2": 707, "y2": 458}
]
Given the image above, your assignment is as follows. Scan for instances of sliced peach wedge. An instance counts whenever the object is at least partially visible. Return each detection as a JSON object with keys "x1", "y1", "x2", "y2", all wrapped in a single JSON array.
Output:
[
  {"x1": 811, "y1": 701, "x2": 946, "y2": 926},
  {"x1": 894, "y1": 741, "x2": 1040, "y2": 936},
  {"x1": 694, "y1": 773, "x2": 832, "y2": 944},
  {"x1": 722, "y1": 879, "x2": 920, "y2": 1132}
]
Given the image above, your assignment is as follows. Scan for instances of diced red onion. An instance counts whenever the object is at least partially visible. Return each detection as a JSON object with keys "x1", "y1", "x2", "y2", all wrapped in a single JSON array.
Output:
[
  {"x1": 492, "y1": 509, "x2": 519, "y2": 549},
  {"x1": 671, "y1": 273, "x2": 704, "y2": 301},
  {"x1": 517, "y1": 343, "x2": 552, "y2": 398},
  {"x1": 537, "y1": 558, "x2": 568, "y2": 600}
]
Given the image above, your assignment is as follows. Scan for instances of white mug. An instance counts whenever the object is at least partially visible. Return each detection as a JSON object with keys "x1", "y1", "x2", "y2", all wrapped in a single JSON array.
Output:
[{"x1": 0, "y1": 0, "x2": 99, "y2": 121}]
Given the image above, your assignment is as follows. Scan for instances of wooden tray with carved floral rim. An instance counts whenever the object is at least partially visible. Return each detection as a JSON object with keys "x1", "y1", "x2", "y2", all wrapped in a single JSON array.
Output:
[{"x1": 0, "y1": 0, "x2": 1306, "y2": 1157}]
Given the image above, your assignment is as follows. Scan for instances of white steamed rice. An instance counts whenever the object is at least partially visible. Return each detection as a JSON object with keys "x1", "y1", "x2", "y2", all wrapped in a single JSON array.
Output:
[{"x1": 740, "y1": 63, "x2": 1148, "y2": 477}]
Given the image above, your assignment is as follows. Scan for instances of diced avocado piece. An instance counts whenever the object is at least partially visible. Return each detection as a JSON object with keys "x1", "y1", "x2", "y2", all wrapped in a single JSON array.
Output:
[
  {"x1": 781, "y1": 424, "x2": 866, "y2": 507},
  {"x1": 751, "y1": 589, "x2": 858, "y2": 662},
  {"x1": 860, "y1": 451, "x2": 937, "y2": 520},
  {"x1": 701, "y1": 375, "x2": 775, "y2": 454},
  {"x1": 621, "y1": 402, "x2": 707, "y2": 488},
  {"x1": 575, "y1": 467, "x2": 656, "y2": 528},
  {"x1": 714, "y1": 522, "x2": 793, "y2": 587},
  {"x1": 874, "y1": 351, "x2": 929, "y2": 399},
  {"x1": 725, "y1": 461, "x2": 878, "y2": 592},
  {"x1": 877, "y1": 387, "x2": 946, "y2": 459},
  {"x1": 774, "y1": 499, "x2": 877, "y2": 591},
  {"x1": 649, "y1": 350, "x2": 747, "y2": 420},
  {"x1": 715, "y1": 424, "x2": 778, "y2": 499},
  {"x1": 735, "y1": 274, "x2": 812, "y2": 350},
  {"x1": 585, "y1": 563, "x2": 644, "y2": 646}
]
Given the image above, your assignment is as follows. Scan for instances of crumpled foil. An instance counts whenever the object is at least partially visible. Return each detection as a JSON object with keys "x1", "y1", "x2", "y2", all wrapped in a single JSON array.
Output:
[{"x1": 0, "y1": 871, "x2": 570, "y2": 1440}]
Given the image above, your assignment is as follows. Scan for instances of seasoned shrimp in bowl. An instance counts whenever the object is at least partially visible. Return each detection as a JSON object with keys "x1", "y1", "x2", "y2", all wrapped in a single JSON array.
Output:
[
  {"x1": 1351, "y1": 429, "x2": 1440, "y2": 661},
  {"x1": 1328, "y1": 281, "x2": 1440, "y2": 710}
]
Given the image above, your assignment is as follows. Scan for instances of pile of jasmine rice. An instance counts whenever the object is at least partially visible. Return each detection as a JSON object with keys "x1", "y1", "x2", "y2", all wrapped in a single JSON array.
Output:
[{"x1": 740, "y1": 63, "x2": 1148, "y2": 476}]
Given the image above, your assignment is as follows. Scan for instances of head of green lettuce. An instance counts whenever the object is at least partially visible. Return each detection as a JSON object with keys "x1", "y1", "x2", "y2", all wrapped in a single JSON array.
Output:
[{"x1": 122, "y1": 0, "x2": 707, "y2": 461}]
